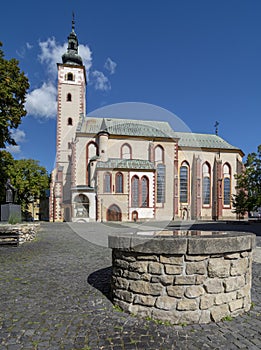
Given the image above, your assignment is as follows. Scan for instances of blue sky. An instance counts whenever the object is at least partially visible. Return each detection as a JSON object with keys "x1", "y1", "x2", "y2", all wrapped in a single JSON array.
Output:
[{"x1": 1, "y1": 0, "x2": 260, "y2": 173}]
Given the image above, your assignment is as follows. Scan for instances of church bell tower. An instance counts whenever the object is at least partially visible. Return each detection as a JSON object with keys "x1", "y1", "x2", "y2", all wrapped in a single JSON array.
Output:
[{"x1": 50, "y1": 15, "x2": 87, "y2": 222}]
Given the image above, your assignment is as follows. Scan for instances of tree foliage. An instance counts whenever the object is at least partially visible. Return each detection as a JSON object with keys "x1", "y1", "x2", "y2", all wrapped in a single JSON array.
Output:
[
  {"x1": 0, "y1": 151, "x2": 49, "y2": 214},
  {"x1": 0, "y1": 150, "x2": 14, "y2": 203},
  {"x1": 0, "y1": 42, "x2": 30, "y2": 148},
  {"x1": 232, "y1": 189, "x2": 249, "y2": 218},
  {"x1": 233, "y1": 145, "x2": 261, "y2": 215}
]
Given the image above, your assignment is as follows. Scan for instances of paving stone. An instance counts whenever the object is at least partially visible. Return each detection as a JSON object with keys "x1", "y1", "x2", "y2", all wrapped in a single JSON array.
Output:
[{"x1": 0, "y1": 222, "x2": 260, "y2": 350}]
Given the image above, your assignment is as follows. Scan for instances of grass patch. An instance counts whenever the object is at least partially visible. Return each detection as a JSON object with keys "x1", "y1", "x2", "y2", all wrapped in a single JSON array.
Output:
[
  {"x1": 8, "y1": 213, "x2": 21, "y2": 224},
  {"x1": 222, "y1": 315, "x2": 233, "y2": 322},
  {"x1": 113, "y1": 305, "x2": 123, "y2": 312}
]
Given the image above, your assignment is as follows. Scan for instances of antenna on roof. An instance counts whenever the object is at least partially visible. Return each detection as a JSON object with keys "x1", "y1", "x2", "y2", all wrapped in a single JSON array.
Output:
[{"x1": 214, "y1": 121, "x2": 219, "y2": 135}]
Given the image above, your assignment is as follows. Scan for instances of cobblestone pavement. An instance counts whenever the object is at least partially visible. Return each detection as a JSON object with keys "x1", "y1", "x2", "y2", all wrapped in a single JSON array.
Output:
[{"x1": 0, "y1": 222, "x2": 260, "y2": 350}]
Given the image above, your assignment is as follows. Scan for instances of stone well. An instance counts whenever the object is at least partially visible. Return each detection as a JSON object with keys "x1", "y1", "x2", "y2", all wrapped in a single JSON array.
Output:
[{"x1": 108, "y1": 230, "x2": 256, "y2": 324}]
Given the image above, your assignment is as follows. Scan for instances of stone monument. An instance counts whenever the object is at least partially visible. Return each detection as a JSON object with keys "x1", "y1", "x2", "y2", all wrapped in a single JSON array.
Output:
[{"x1": 1, "y1": 179, "x2": 21, "y2": 222}]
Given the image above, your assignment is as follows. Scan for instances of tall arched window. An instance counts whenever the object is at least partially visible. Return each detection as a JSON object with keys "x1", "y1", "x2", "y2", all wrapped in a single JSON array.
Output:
[
  {"x1": 202, "y1": 162, "x2": 211, "y2": 206},
  {"x1": 86, "y1": 141, "x2": 98, "y2": 185},
  {"x1": 141, "y1": 176, "x2": 149, "y2": 207},
  {"x1": 67, "y1": 93, "x2": 72, "y2": 101},
  {"x1": 115, "y1": 172, "x2": 123, "y2": 193},
  {"x1": 104, "y1": 172, "x2": 112, "y2": 193},
  {"x1": 180, "y1": 162, "x2": 189, "y2": 203},
  {"x1": 121, "y1": 143, "x2": 132, "y2": 159},
  {"x1": 87, "y1": 142, "x2": 98, "y2": 159},
  {"x1": 68, "y1": 117, "x2": 73, "y2": 126},
  {"x1": 154, "y1": 145, "x2": 164, "y2": 163},
  {"x1": 157, "y1": 164, "x2": 165, "y2": 203},
  {"x1": 131, "y1": 176, "x2": 139, "y2": 207},
  {"x1": 223, "y1": 163, "x2": 231, "y2": 206}
]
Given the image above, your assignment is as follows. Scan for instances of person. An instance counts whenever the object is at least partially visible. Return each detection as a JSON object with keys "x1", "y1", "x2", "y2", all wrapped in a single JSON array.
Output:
[{"x1": 5, "y1": 179, "x2": 17, "y2": 203}]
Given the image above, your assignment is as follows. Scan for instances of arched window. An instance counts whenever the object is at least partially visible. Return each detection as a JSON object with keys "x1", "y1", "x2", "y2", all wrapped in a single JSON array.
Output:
[
  {"x1": 67, "y1": 93, "x2": 72, "y2": 101},
  {"x1": 68, "y1": 117, "x2": 73, "y2": 126},
  {"x1": 87, "y1": 142, "x2": 98, "y2": 159},
  {"x1": 180, "y1": 162, "x2": 189, "y2": 203},
  {"x1": 141, "y1": 176, "x2": 149, "y2": 207},
  {"x1": 202, "y1": 162, "x2": 211, "y2": 206},
  {"x1": 223, "y1": 163, "x2": 231, "y2": 206},
  {"x1": 115, "y1": 172, "x2": 123, "y2": 193},
  {"x1": 121, "y1": 143, "x2": 132, "y2": 159},
  {"x1": 154, "y1": 145, "x2": 164, "y2": 163},
  {"x1": 104, "y1": 173, "x2": 112, "y2": 193},
  {"x1": 157, "y1": 164, "x2": 165, "y2": 203},
  {"x1": 86, "y1": 141, "x2": 98, "y2": 185},
  {"x1": 131, "y1": 176, "x2": 139, "y2": 207},
  {"x1": 67, "y1": 72, "x2": 73, "y2": 81}
]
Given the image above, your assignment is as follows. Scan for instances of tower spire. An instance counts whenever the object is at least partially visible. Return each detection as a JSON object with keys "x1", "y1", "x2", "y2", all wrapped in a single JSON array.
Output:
[
  {"x1": 72, "y1": 12, "x2": 75, "y2": 32},
  {"x1": 62, "y1": 14, "x2": 83, "y2": 66}
]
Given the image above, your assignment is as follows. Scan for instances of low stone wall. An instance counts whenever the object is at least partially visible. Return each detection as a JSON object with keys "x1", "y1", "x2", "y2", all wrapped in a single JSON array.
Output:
[
  {"x1": 0, "y1": 223, "x2": 40, "y2": 244},
  {"x1": 109, "y1": 231, "x2": 256, "y2": 324}
]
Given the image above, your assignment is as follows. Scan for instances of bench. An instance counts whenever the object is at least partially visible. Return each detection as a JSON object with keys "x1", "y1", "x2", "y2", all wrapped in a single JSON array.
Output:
[{"x1": 0, "y1": 232, "x2": 19, "y2": 246}]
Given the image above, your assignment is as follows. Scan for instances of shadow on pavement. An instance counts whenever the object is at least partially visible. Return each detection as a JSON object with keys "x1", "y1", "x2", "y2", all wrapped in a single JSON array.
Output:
[{"x1": 87, "y1": 266, "x2": 112, "y2": 301}]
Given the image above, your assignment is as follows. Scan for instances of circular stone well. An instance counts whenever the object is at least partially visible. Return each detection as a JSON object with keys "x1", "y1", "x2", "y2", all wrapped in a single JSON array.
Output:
[{"x1": 108, "y1": 230, "x2": 256, "y2": 324}]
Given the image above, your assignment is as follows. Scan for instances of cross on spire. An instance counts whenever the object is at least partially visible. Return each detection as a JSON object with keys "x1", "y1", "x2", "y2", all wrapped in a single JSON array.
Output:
[
  {"x1": 214, "y1": 121, "x2": 219, "y2": 135},
  {"x1": 72, "y1": 12, "x2": 75, "y2": 32}
]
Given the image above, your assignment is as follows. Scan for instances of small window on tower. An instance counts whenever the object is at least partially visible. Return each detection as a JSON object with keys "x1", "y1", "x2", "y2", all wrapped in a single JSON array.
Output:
[
  {"x1": 68, "y1": 118, "x2": 73, "y2": 126},
  {"x1": 67, "y1": 93, "x2": 72, "y2": 101},
  {"x1": 67, "y1": 72, "x2": 73, "y2": 81}
]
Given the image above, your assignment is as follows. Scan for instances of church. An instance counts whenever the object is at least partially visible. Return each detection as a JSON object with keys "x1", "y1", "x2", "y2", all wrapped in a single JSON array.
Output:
[{"x1": 49, "y1": 21, "x2": 244, "y2": 223}]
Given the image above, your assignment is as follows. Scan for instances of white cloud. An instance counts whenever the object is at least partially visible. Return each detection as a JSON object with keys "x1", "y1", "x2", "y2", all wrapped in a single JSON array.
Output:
[
  {"x1": 38, "y1": 37, "x2": 67, "y2": 77},
  {"x1": 16, "y1": 42, "x2": 33, "y2": 58},
  {"x1": 26, "y1": 42, "x2": 33, "y2": 50},
  {"x1": 92, "y1": 71, "x2": 111, "y2": 91},
  {"x1": 12, "y1": 129, "x2": 26, "y2": 143},
  {"x1": 26, "y1": 82, "x2": 57, "y2": 119},
  {"x1": 104, "y1": 57, "x2": 117, "y2": 75},
  {"x1": 6, "y1": 130, "x2": 26, "y2": 154},
  {"x1": 38, "y1": 37, "x2": 92, "y2": 78},
  {"x1": 79, "y1": 44, "x2": 92, "y2": 72}
]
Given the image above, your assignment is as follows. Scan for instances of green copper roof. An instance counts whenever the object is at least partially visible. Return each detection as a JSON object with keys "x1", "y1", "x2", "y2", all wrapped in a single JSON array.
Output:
[
  {"x1": 76, "y1": 117, "x2": 242, "y2": 153},
  {"x1": 175, "y1": 132, "x2": 241, "y2": 151},
  {"x1": 96, "y1": 158, "x2": 155, "y2": 170},
  {"x1": 79, "y1": 117, "x2": 177, "y2": 139}
]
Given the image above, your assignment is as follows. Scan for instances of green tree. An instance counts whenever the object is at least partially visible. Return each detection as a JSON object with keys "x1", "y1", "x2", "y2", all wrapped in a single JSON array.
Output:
[
  {"x1": 234, "y1": 145, "x2": 261, "y2": 214},
  {"x1": 0, "y1": 150, "x2": 14, "y2": 203},
  {"x1": 0, "y1": 42, "x2": 30, "y2": 148},
  {"x1": 6, "y1": 158, "x2": 49, "y2": 216},
  {"x1": 232, "y1": 189, "x2": 249, "y2": 218}
]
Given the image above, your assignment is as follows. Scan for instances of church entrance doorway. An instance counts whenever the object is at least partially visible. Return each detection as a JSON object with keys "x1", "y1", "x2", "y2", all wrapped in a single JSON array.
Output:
[
  {"x1": 107, "y1": 204, "x2": 122, "y2": 221},
  {"x1": 74, "y1": 194, "x2": 89, "y2": 219}
]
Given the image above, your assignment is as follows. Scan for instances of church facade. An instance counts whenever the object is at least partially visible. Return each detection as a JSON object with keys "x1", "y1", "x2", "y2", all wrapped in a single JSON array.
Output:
[{"x1": 50, "y1": 22, "x2": 244, "y2": 223}]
